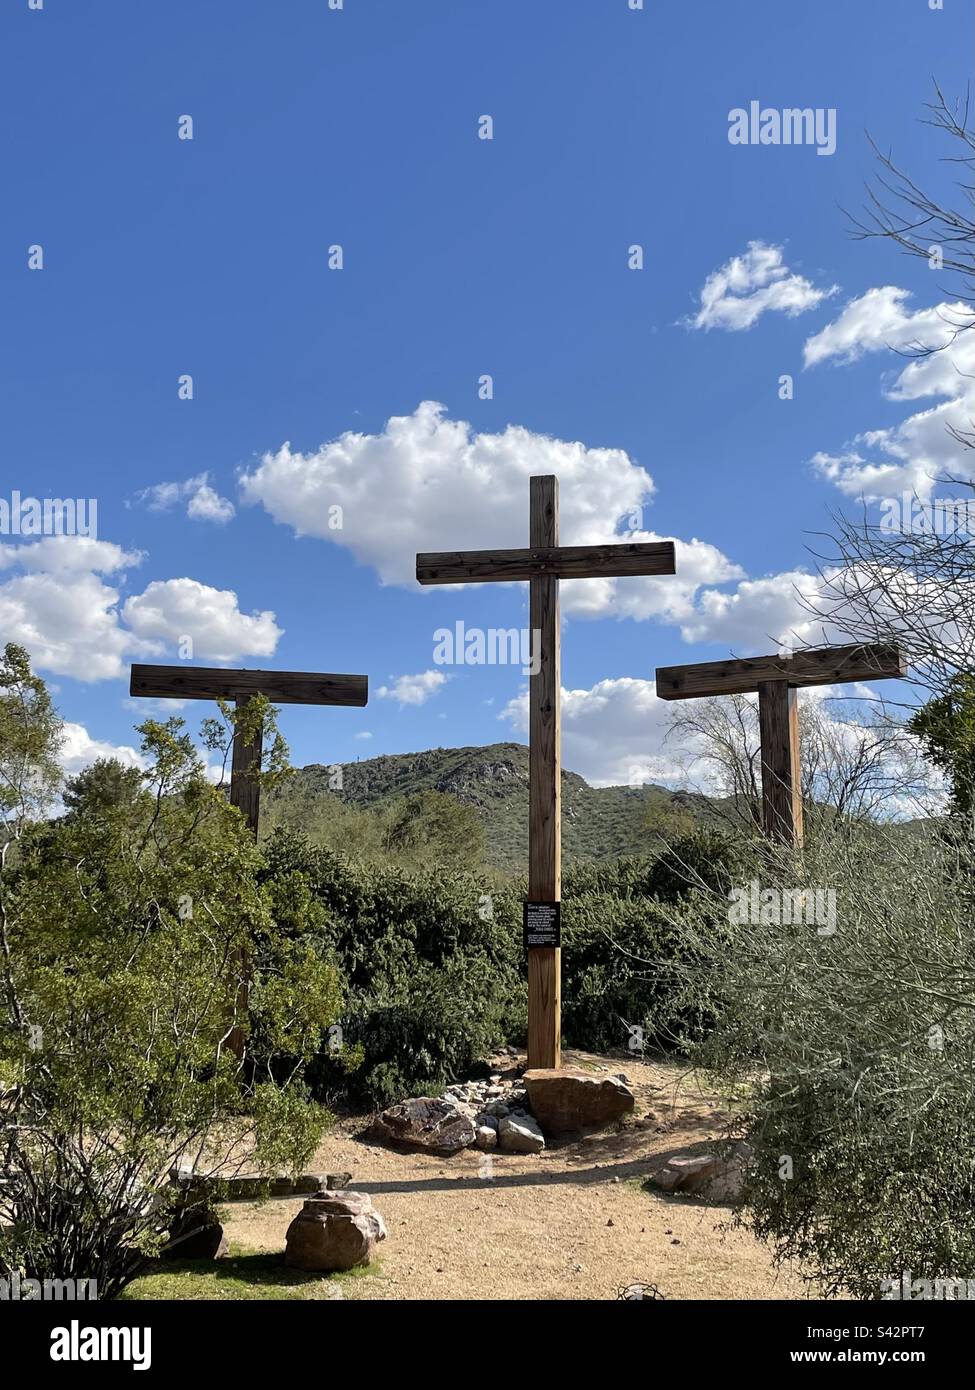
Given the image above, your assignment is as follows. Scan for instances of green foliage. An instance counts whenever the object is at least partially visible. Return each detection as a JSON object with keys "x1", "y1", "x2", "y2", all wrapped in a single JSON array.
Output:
[
  {"x1": 909, "y1": 675, "x2": 975, "y2": 816},
  {"x1": 0, "y1": 667, "x2": 341, "y2": 1299},
  {"x1": 664, "y1": 822, "x2": 975, "y2": 1297},
  {"x1": 259, "y1": 830, "x2": 523, "y2": 1106},
  {"x1": 382, "y1": 788, "x2": 485, "y2": 869},
  {"x1": 62, "y1": 757, "x2": 144, "y2": 820},
  {"x1": 0, "y1": 642, "x2": 62, "y2": 841},
  {"x1": 256, "y1": 828, "x2": 741, "y2": 1106},
  {"x1": 558, "y1": 834, "x2": 749, "y2": 1053}
]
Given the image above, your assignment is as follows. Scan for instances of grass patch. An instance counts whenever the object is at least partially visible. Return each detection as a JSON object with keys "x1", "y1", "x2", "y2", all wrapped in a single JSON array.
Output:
[{"x1": 121, "y1": 1247, "x2": 377, "y2": 1301}]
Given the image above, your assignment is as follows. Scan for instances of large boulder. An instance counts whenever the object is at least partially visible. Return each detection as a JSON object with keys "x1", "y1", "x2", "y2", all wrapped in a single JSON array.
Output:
[
  {"x1": 285, "y1": 1191, "x2": 387, "y2": 1272},
  {"x1": 523, "y1": 1069, "x2": 635, "y2": 1133},
  {"x1": 371, "y1": 1097, "x2": 477, "y2": 1153}
]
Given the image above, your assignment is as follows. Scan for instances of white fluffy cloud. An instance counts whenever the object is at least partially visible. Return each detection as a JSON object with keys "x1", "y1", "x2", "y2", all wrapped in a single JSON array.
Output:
[
  {"x1": 239, "y1": 401, "x2": 742, "y2": 621},
  {"x1": 122, "y1": 579, "x2": 282, "y2": 663},
  {"x1": 685, "y1": 241, "x2": 837, "y2": 332},
  {"x1": 0, "y1": 536, "x2": 143, "y2": 575},
  {"x1": 680, "y1": 569, "x2": 839, "y2": 649},
  {"x1": 805, "y1": 288, "x2": 975, "y2": 499},
  {"x1": 59, "y1": 722, "x2": 146, "y2": 778},
  {"x1": 0, "y1": 538, "x2": 282, "y2": 680},
  {"x1": 501, "y1": 677, "x2": 682, "y2": 787},
  {"x1": 134, "y1": 472, "x2": 235, "y2": 524},
  {"x1": 376, "y1": 670, "x2": 448, "y2": 706}
]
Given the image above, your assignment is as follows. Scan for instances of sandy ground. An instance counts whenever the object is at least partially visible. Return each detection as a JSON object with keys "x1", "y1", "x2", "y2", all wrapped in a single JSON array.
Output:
[{"x1": 222, "y1": 1050, "x2": 809, "y2": 1302}]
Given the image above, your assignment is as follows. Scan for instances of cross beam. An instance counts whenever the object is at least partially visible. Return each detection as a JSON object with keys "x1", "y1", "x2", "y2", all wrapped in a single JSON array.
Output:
[
  {"x1": 655, "y1": 643, "x2": 906, "y2": 845},
  {"x1": 129, "y1": 664, "x2": 368, "y2": 834},
  {"x1": 417, "y1": 475, "x2": 677, "y2": 1070}
]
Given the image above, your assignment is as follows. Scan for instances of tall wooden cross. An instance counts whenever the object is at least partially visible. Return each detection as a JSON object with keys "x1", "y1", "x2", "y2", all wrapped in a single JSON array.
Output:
[
  {"x1": 654, "y1": 643, "x2": 906, "y2": 846},
  {"x1": 129, "y1": 664, "x2": 369, "y2": 835},
  {"x1": 417, "y1": 474, "x2": 677, "y2": 1070}
]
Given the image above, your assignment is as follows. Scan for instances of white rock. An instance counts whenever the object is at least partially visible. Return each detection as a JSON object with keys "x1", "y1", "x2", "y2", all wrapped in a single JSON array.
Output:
[
  {"x1": 498, "y1": 1114, "x2": 545, "y2": 1154},
  {"x1": 475, "y1": 1124, "x2": 498, "y2": 1151}
]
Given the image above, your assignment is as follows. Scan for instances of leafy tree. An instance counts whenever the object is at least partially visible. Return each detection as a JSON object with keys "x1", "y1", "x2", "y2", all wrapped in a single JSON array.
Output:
[
  {"x1": 0, "y1": 660, "x2": 341, "y2": 1298},
  {"x1": 62, "y1": 757, "x2": 144, "y2": 820},
  {"x1": 382, "y1": 789, "x2": 485, "y2": 869},
  {"x1": 909, "y1": 675, "x2": 975, "y2": 816}
]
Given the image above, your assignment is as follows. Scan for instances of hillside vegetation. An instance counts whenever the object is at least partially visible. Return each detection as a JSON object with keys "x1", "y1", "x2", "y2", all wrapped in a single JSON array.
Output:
[{"x1": 263, "y1": 741, "x2": 728, "y2": 870}]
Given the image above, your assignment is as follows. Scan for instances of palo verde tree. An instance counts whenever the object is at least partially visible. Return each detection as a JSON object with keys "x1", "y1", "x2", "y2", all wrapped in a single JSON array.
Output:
[{"x1": 0, "y1": 649, "x2": 341, "y2": 1298}]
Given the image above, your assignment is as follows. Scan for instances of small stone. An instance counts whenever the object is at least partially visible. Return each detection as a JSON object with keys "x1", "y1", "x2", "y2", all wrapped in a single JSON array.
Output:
[
  {"x1": 475, "y1": 1124, "x2": 498, "y2": 1151},
  {"x1": 498, "y1": 1113, "x2": 545, "y2": 1154}
]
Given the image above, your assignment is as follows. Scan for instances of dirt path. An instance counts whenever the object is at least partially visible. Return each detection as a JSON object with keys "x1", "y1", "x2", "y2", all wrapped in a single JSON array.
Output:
[{"x1": 225, "y1": 1051, "x2": 808, "y2": 1301}]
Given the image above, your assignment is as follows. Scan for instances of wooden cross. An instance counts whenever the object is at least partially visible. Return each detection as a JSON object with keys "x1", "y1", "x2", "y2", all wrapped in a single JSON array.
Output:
[
  {"x1": 417, "y1": 474, "x2": 676, "y2": 1070},
  {"x1": 129, "y1": 664, "x2": 368, "y2": 835},
  {"x1": 654, "y1": 643, "x2": 906, "y2": 846}
]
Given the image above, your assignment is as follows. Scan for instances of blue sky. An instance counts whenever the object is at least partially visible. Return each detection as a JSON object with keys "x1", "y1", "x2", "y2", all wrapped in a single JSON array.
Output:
[{"x1": 2, "y1": 0, "x2": 972, "y2": 788}]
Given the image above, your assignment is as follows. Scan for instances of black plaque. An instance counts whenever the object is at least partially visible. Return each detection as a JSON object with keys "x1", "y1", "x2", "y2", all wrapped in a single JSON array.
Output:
[{"x1": 523, "y1": 901, "x2": 561, "y2": 949}]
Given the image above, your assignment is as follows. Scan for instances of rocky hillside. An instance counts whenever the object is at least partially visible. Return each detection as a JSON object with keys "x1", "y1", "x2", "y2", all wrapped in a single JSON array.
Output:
[{"x1": 266, "y1": 741, "x2": 726, "y2": 870}]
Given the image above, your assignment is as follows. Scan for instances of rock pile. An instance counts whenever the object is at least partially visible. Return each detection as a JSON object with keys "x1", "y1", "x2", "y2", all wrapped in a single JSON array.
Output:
[
  {"x1": 372, "y1": 1073, "x2": 546, "y2": 1154},
  {"x1": 371, "y1": 1067, "x2": 638, "y2": 1154}
]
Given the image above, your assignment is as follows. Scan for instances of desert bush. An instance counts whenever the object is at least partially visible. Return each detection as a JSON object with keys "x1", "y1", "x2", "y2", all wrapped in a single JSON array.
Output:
[
  {"x1": 654, "y1": 819, "x2": 975, "y2": 1297},
  {"x1": 0, "y1": 651, "x2": 339, "y2": 1299},
  {"x1": 259, "y1": 831, "x2": 524, "y2": 1106}
]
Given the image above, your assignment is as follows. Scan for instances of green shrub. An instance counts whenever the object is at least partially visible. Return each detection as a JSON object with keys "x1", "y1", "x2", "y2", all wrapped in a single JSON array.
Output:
[{"x1": 260, "y1": 831, "x2": 524, "y2": 1106}]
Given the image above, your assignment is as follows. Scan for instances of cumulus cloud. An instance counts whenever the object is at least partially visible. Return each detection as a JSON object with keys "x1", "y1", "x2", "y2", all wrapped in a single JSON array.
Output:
[
  {"x1": 685, "y1": 241, "x2": 837, "y2": 332},
  {"x1": 122, "y1": 578, "x2": 282, "y2": 663},
  {"x1": 501, "y1": 677, "x2": 683, "y2": 787},
  {"x1": 0, "y1": 536, "x2": 142, "y2": 574},
  {"x1": 804, "y1": 288, "x2": 975, "y2": 499},
  {"x1": 375, "y1": 670, "x2": 448, "y2": 706},
  {"x1": 59, "y1": 722, "x2": 146, "y2": 778},
  {"x1": 134, "y1": 472, "x2": 235, "y2": 524},
  {"x1": 0, "y1": 572, "x2": 156, "y2": 682},
  {"x1": 0, "y1": 538, "x2": 281, "y2": 680},
  {"x1": 680, "y1": 569, "x2": 838, "y2": 650},
  {"x1": 239, "y1": 401, "x2": 742, "y2": 621}
]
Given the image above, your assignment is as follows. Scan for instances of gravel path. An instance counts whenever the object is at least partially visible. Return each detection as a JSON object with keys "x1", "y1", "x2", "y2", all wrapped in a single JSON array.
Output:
[{"x1": 225, "y1": 1051, "x2": 808, "y2": 1302}]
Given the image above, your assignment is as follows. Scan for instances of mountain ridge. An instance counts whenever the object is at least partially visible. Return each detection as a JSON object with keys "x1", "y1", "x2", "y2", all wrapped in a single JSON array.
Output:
[{"x1": 265, "y1": 741, "x2": 722, "y2": 869}]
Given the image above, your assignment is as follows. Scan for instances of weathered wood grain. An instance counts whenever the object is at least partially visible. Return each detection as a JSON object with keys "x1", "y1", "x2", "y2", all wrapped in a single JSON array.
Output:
[
  {"x1": 758, "y1": 681, "x2": 804, "y2": 847},
  {"x1": 129, "y1": 664, "x2": 368, "y2": 707},
  {"x1": 416, "y1": 541, "x2": 676, "y2": 585},
  {"x1": 527, "y1": 476, "x2": 561, "y2": 1071},
  {"x1": 655, "y1": 643, "x2": 906, "y2": 700}
]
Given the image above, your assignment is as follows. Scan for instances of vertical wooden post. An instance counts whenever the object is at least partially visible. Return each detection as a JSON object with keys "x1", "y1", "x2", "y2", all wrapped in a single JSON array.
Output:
[
  {"x1": 227, "y1": 697, "x2": 262, "y2": 1058},
  {"x1": 229, "y1": 697, "x2": 263, "y2": 836},
  {"x1": 528, "y1": 476, "x2": 561, "y2": 1070},
  {"x1": 757, "y1": 682, "x2": 804, "y2": 847}
]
